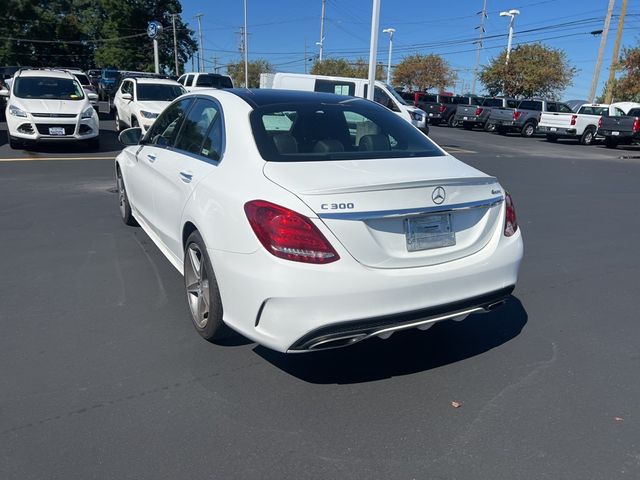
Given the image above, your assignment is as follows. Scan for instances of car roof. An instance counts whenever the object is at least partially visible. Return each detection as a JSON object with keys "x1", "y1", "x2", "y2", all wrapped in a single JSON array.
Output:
[
  {"x1": 127, "y1": 77, "x2": 181, "y2": 86},
  {"x1": 226, "y1": 88, "x2": 368, "y2": 108},
  {"x1": 17, "y1": 69, "x2": 75, "y2": 79}
]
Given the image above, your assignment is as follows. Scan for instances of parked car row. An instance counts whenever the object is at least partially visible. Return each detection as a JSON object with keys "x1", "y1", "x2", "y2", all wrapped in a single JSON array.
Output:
[{"x1": 401, "y1": 90, "x2": 640, "y2": 149}]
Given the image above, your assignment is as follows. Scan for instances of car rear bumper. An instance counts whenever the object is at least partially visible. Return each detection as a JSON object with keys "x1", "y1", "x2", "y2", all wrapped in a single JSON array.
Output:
[
  {"x1": 455, "y1": 114, "x2": 482, "y2": 124},
  {"x1": 210, "y1": 224, "x2": 523, "y2": 353},
  {"x1": 538, "y1": 126, "x2": 577, "y2": 136}
]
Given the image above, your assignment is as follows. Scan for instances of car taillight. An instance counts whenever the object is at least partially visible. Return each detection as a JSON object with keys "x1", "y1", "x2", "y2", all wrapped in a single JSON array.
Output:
[
  {"x1": 504, "y1": 193, "x2": 518, "y2": 237},
  {"x1": 570, "y1": 114, "x2": 577, "y2": 126},
  {"x1": 633, "y1": 117, "x2": 640, "y2": 133},
  {"x1": 475, "y1": 107, "x2": 483, "y2": 116},
  {"x1": 513, "y1": 111, "x2": 522, "y2": 121},
  {"x1": 598, "y1": 117, "x2": 603, "y2": 128},
  {"x1": 438, "y1": 105, "x2": 446, "y2": 113},
  {"x1": 244, "y1": 200, "x2": 339, "y2": 264}
]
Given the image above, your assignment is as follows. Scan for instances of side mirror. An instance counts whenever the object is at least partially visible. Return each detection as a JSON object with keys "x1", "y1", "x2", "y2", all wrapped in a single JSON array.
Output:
[
  {"x1": 122, "y1": 93, "x2": 132, "y2": 101},
  {"x1": 0, "y1": 88, "x2": 9, "y2": 98},
  {"x1": 118, "y1": 127, "x2": 143, "y2": 146}
]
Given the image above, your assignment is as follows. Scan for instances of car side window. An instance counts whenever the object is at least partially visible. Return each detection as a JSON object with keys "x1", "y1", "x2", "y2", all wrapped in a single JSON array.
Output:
[
  {"x1": 547, "y1": 102, "x2": 557, "y2": 112},
  {"x1": 185, "y1": 75, "x2": 194, "y2": 87},
  {"x1": 145, "y1": 98, "x2": 193, "y2": 147},
  {"x1": 177, "y1": 75, "x2": 185, "y2": 85},
  {"x1": 558, "y1": 103, "x2": 573, "y2": 113},
  {"x1": 120, "y1": 81, "x2": 130, "y2": 95},
  {"x1": 173, "y1": 99, "x2": 222, "y2": 158},
  {"x1": 373, "y1": 87, "x2": 400, "y2": 112},
  {"x1": 614, "y1": 108, "x2": 626, "y2": 117},
  {"x1": 200, "y1": 107, "x2": 224, "y2": 161}
]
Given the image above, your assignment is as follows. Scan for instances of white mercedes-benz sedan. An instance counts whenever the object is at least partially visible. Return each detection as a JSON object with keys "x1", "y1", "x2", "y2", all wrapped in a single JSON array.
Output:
[{"x1": 115, "y1": 89, "x2": 523, "y2": 353}]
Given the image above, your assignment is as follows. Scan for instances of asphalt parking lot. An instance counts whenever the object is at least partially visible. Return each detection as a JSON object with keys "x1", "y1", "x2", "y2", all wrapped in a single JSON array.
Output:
[{"x1": 1, "y1": 120, "x2": 639, "y2": 479}]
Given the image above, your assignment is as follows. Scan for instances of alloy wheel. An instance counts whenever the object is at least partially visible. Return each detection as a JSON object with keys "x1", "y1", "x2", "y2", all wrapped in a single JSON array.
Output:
[
  {"x1": 185, "y1": 243, "x2": 210, "y2": 328},
  {"x1": 117, "y1": 174, "x2": 126, "y2": 217}
]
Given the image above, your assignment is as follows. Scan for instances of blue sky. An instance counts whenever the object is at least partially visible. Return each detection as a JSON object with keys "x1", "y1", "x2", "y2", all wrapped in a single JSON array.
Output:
[{"x1": 180, "y1": 0, "x2": 639, "y2": 99}]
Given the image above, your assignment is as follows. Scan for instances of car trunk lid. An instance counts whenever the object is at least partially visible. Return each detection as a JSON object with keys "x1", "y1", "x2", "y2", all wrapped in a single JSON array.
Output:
[{"x1": 263, "y1": 156, "x2": 504, "y2": 269}]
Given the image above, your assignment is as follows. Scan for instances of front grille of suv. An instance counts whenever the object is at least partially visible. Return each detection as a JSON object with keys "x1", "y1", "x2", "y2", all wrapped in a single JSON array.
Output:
[{"x1": 35, "y1": 124, "x2": 76, "y2": 135}]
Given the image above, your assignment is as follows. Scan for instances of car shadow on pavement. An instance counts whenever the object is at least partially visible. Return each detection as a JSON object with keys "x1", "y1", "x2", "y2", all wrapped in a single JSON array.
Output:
[{"x1": 255, "y1": 296, "x2": 527, "y2": 384}]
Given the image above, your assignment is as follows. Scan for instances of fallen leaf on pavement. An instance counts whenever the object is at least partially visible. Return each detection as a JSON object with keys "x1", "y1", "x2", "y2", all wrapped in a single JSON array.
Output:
[{"x1": 451, "y1": 401, "x2": 462, "y2": 408}]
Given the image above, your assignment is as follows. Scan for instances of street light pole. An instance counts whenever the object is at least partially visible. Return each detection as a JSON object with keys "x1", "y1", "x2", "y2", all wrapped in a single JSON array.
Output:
[
  {"x1": 382, "y1": 28, "x2": 395, "y2": 85},
  {"x1": 243, "y1": 0, "x2": 249, "y2": 87},
  {"x1": 195, "y1": 13, "x2": 204, "y2": 72},
  {"x1": 367, "y1": 0, "x2": 381, "y2": 100},
  {"x1": 318, "y1": 0, "x2": 326, "y2": 62},
  {"x1": 500, "y1": 9, "x2": 520, "y2": 65}
]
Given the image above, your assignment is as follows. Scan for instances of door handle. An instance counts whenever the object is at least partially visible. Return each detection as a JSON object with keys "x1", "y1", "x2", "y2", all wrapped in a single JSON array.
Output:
[
  {"x1": 146, "y1": 153, "x2": 156, "y2": 163},
  {"x1": 179, "y1": 171, "x2": 193, "y2": 183}
]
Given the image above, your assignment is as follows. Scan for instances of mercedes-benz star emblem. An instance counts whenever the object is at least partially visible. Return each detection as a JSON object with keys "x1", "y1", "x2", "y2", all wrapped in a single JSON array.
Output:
[{"x1": 432, "y1": 186, "x2": 446, "y2": 205}]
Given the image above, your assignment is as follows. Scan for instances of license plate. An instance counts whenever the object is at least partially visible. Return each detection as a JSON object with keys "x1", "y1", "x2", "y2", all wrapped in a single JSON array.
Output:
[
  {"x1": 612, "y1": 131, "x2": 620, "y2": 136},
  {"x1": 463, "y1": 116, "x2": 468, "y2": 120},
  {"x1": 428, "y1": 113, "x2": 434, "y2": 117},
  {"x1": 48, "y1": 127, "x2": 66, "y2": 135},
  {"x1": 405, "y1": 213, "x2": 455, "y2": 252},
  {"x1": 550, "y1": 127, "x2": 557, "y2": 132}
]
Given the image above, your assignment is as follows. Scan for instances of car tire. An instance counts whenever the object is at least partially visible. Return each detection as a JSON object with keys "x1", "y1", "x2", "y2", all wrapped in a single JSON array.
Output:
[
  {"x1": 484, "y1": 122, "x2": 496, "y2": 133},
  {"x1": 116, "y1": 168, "x2": 137, "y2": 226},
  {"x1": 463, "y1": 122, "x2": 473, "y2": 130},
  {"x1": 579, "y1": 127, "x2": 596, "y2": 146},
  {"x1": 521, "y1": 122, "x2": 536, "y2": 137},
  {"x1": 546, "y1": 134, "x2": 558, "y2": 143},
  {"x1": 447, "y1": 115, "x2": 459, "y2": 128},
  {"x1": 604, "y1": 137, "x2": 618, "y2": 149},
  {"x1": 8, "y1": 135, "x2": 22, "y2": 150},
  {"x1": 183, "y1": 230, "x2": 228, "y2": 342}
]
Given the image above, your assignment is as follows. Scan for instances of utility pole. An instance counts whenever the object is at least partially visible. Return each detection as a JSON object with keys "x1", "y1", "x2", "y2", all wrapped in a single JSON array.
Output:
[
  {"x1": 472, "y1": 0, "x2": 488, "y2": 95},
  {"x1": 317, "y1": 0, "x2": 326, "y2": 61},
  {"x1": 304, "y1": 39, "x2": 308, "y2": 74},
  {"x1": 367, "y1": 0, "x2": 381, "y2": 100},
  {"x1": 604, "y1": 0, "x2": 628, "y2": 104},
  {"x1": 171, "y1": 14, "x2": 179, "y2": 76},
  {"x1": 243, "y1": 0, "x2": 249, "y2": 88},
  {"x1": 500, "y1": 9, "x2": 520, "y2": 65},
  {"x1": 212, "y1": 55, "x2": 218, "y2": 73},
  {"x1": 589, "y1": 0, "x2": 615, "y2": 103},
  {"x1": 195, "y1": 13, "x2": 204, "y2": 72}
]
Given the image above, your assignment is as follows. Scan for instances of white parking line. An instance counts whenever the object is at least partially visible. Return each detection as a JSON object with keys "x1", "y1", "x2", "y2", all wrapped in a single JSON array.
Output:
[
  {"x1": 0, "y1": 156, "x2": 115, "y2": 162},
  {"x1": 443, "y1": 147, "x2": 476, "y2": 154}
]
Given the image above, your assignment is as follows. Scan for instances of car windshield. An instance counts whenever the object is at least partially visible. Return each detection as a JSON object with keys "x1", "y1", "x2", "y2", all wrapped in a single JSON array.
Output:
[
  {"x1": 137, "y1": 83, "x2": 185, "y2": 101},
  {"x1": 387, "y1": 86, "x2": 408, "y2": 105},
  {"x1": 103, "y1": 70, "x2": 118, "y2": 79},
  {"x1": 250, "y1": 98, "x2": 443, "y2": 162},
  {"x1": 73, "y1": 74, "x2": 90, "y2": 86},
  {"x1": 14, "y1": 77, "x2": 85, "y2": 100}
]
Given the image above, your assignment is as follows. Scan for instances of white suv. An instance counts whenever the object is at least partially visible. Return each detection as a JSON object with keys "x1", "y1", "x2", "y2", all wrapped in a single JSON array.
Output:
[
  {"x1": 177, "y1": 72, "x2": 234, "y2": 92},
  {"x1": 113, "y1": 77, "x2": 185, "y2": 133},
  {"x1": 2, "y1": 69, "x2": 99, "y2": 149}
]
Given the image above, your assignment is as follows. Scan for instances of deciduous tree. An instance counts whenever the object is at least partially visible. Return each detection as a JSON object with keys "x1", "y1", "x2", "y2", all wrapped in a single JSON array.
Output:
[
  {"x1": 226, "y1": 59, "x2": 274, "y2": 88},
  {"x1": 479, "y1": 44, "x2": 576, "y2": 99},
  {"x1": 392, "y1": 54, "x2": 456, "y2": 91},
  {"x1": 603, "y1": 46, "x2": 640, "y2": 102},
  {"x1": 310, "y1": 57, "x2": 384, "y2": 79}
]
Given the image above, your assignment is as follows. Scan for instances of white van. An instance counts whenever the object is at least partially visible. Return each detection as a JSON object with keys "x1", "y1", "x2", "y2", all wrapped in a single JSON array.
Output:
[{"x1": 260, "y1": 72, "x2": 428, "y2": 134}]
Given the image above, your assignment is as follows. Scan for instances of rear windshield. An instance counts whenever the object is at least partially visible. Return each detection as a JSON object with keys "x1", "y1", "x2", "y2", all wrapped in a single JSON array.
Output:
[
  {"x1": 73, "y1": 73, "x2": 90, "y2": 86},
  {"x1": 249, "y1": 98, "x2": 443, "y2": 162},
  {"x1": 195, "y1": 75, "x2": 233, "y2": 88},
  {"x1": 577, "y1": 106, "x2": 609, "y2": 115},
  {"x1": 518, "y1": 100, "x2": 543, "y2": 111},
  {"x1": 14, "y1": 77, "x2": 85, "y2": 100},
  {"x1": 137, "y1": 83, "x2": 185, "y2": 101},
  {"x1": 417, "y1": 93, "x2": 437, "y2": 103},
  {"x1": 628, "y1": 108, "x2": 640, "y2": 117},
  {"x1": 482, "y1": 98, "x2": 504, "y2": 107}
]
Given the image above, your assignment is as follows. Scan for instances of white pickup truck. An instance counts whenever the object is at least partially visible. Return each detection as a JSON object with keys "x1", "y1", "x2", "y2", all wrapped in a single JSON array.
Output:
[{"x1": 537, "y1": 104, "x2": 625, "y2": 145}]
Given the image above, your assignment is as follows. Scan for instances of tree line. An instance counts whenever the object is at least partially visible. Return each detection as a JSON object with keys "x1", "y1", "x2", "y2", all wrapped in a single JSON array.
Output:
[{"x1": 0, "y1": 0, "x2": 197, "y2": 74}]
